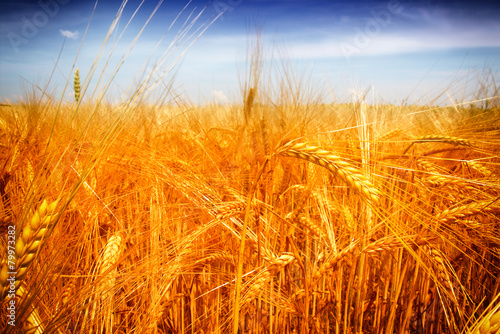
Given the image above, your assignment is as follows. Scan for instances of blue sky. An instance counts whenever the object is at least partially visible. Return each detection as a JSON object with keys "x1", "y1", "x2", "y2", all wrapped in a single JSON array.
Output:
[{"x1": 1, "y1": 0, "x2": 499, "y2": 105}]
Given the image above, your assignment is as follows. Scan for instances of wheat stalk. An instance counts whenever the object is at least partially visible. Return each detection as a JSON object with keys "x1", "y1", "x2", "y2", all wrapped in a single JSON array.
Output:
[
  {"x1": 475, "y1": 310, "x2": 500, "y2": 334},
  {"x1": 426, "y1": 245, "x2": 458, "y2": 304},
  {"x1": 195, "y1": 252, "x2": 235, "y2": 266},
  {"x1": 297, "y1": 214, "x2": 328, "y2": 240},
  {"x1": 244, "y1": 87, "x2": 255, "y2": 125},
  {"x1": 216, "y1": 202, "x2": 250, "y2": 220},
  {"x1": 375, "y1": 128, "x2": 402, "y2": 142},
  {"x1": 15, "y1": 285, "x2": 44, "y2": 334},
  {"x1": 423, "y1": 175, "x2": 475, "y2": 189},
  {"x1": 470, "y1": 297, "x2": 500, "y2": 334},
  {"x1": 416, "y1": 158, "x2": 443, "y2": 173},
  {"x1": 53, "y1": 271, "x2": 80, "y2": 315},
  {"x1": 99, "y1": 232, "x2": 124, "y2": 291},
  {"x1": 437, "y1": 200, "x2": 500, "y2": 223},
  {"x1": 276, "y1": 142, "x2": 381, "y2": 205},
  {"x1": 97, "y1": 232, "x2": 124, "y2": 333},
  {"x1": 241, "y1": 253, "x2": 295, "y2": 307},
  {"x1": 312, "y1": 242, "x2": 357, "y2": 282},
  {"x1": 1, "y1": 199, "x2": 58, "y2": 301},
  {"x1": 260, "y1": 117, "x2": 270, "y2": 157},
  {"x1": 284, "y1": 185, "x2": 312, "y2": 222},
  {"x1": 463, "y1": 160, "x2": 493, "y2": 177},
  {"x1": 362, "y1": 235, "x2": 430, "y2": 254},
  {"x1": 74, "y1": 68, "x2": 81, "y2": 103},
  {"x1": 412, "y1": 135, "x2": 473, "y2": 147}
]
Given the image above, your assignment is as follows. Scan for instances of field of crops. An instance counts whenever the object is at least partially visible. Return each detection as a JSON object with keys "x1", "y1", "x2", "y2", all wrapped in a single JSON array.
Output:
[
  {"x1": 0, "y1": 87, "x2": 499, "y2": 333},
  {"x1": 1, "y1": 3, "x2": 500, "y2": 332}
]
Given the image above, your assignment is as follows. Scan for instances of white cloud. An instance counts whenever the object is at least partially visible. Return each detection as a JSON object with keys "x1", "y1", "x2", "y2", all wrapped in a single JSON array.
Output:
[
  {"x1": 212, "y1": 90, "x2": 228, "y2": 104},
  {"x1": 59, "y1": 29, "x2": 79, "y2": 39},
  {"x1": 286, "y1": 25, "x2": 500, "y2": 61}
]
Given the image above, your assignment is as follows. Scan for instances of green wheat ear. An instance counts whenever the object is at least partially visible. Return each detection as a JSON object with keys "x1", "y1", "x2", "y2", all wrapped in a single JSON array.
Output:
[{"x1": 74, "y1": 68, "x2": 81, "y2": 103}]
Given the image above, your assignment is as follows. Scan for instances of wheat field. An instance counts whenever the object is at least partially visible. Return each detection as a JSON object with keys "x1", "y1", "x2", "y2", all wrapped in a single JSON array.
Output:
[
  {"x1": 0, "y1": 87, "x2": 499, "y2": 333},
  {"x1": 1, "y1": 6, "x2": 500, "y2": 333}
]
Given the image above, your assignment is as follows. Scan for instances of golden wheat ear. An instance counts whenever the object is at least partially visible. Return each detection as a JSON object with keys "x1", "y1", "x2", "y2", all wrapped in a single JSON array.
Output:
[
  {"x1": 472, "y1": 308, "x2": 500, "y2": 334},
  {"x1": 1, "y1": 199, "x2": 59, "y2": 300},
  {"x1": 241, "y1": 253, "x2": 295, "y2": 308},
  {"x1": 277, "y1": 142, "x2": 382, "y2": 205},
  {"x1": 98, "y1": 231, "x2": 125, "y2": 333},
  {"x1": 412, "y1": 135, "x2": 473, "y2": 147},
  {"x1": 99, "y1": 232, "x2": 125, "y2": 301},
  {"x1": 244, "y1": 87, "x2": 255, "y2": 125}
]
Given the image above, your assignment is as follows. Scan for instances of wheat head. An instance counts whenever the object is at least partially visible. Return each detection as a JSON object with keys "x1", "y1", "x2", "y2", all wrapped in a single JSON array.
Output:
[
  {"x1": 277, "y1": 142, "x2": 381, "y2": 205},
  {"x1": 1, "y1": 199, "x2": 58, "y2": 301},
  {"x1": 412, "y1": 135, "x2": 473, "y2": 147},
  {"x1": 74, "y1": 68, "x2": 81, "y2": 103}
]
